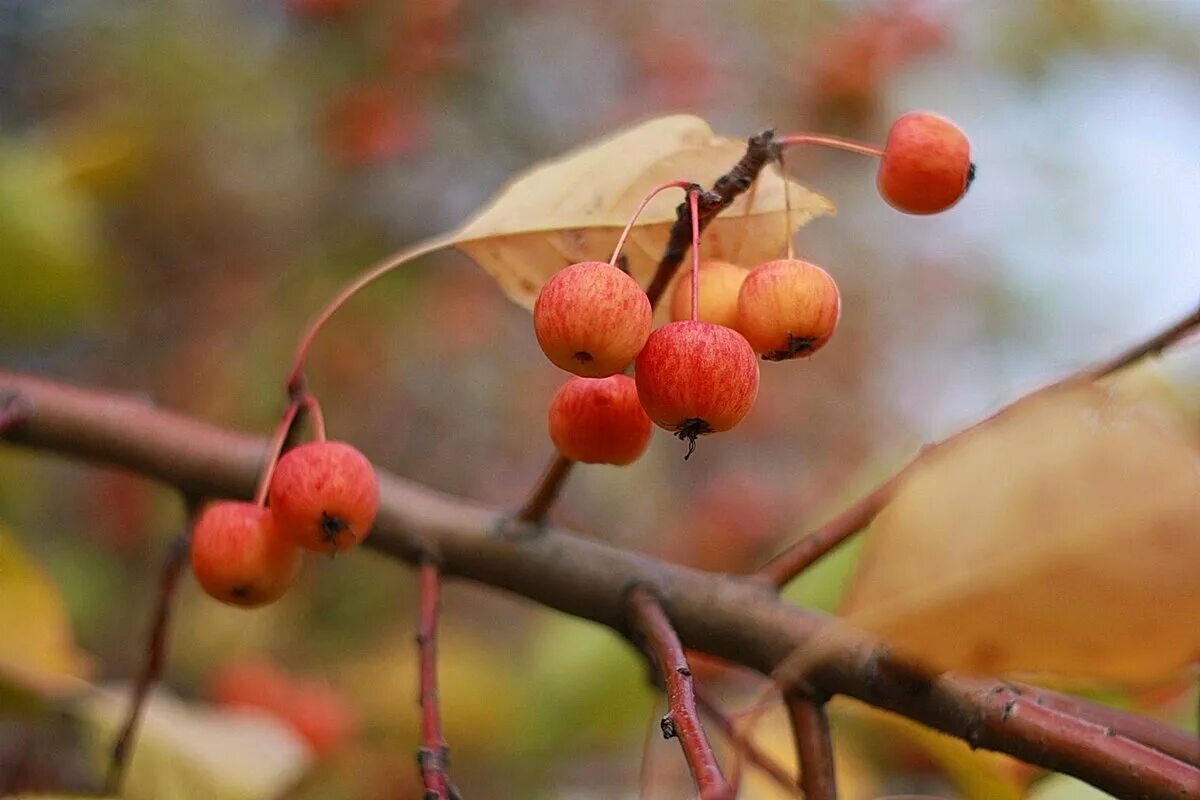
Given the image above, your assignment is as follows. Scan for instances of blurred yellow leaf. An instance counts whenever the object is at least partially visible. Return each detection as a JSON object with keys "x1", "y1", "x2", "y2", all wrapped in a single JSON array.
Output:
[
  {"x1": 835, "y1": 699, "x2": 1029, "y2": 800},
  {"x1": 842, "y1": 384, "x2": 1200, "y2": 684},
  {"x1": 78, "y1": 687, "x2": 312, "y2": 800},
  {"x1": 452, "y1": 114, "x2": 833, "y2": 310},
  {"x1": 1025, "y1": 774, "x2": 1118, "y2": 799},
  {"x1": 0, "y1": 524, "x2": 91, "y2": 700}
]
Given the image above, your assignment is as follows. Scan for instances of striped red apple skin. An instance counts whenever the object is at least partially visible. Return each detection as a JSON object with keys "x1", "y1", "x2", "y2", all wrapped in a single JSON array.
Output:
[
  {"x1": 634, "y1": 320, "x2": 760, "y2": 441},
  {"x1": 534, "y1": 261, "x2": 652, "y2": 377},
  {"x1": 548, "y1": 375, "x2": 652, "y2": 465}
]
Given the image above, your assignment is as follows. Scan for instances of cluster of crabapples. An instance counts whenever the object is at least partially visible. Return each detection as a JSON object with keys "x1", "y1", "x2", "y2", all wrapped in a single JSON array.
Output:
[
  {"x1": 537, "y1": 111, "x2": 973, "y2": 462},
  {"x1": 191, "y1": 439, "x2": 380, "y2": 607}
]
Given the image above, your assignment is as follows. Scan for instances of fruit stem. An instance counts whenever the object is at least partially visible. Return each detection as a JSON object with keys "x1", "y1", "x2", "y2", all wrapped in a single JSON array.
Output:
[
  {"x1": 254, "y1": 399, "x2": 303, "y2": 507},
  {"x1": 286, "y1": 233, "x2": 453, "y2": 396},
  {"x1": 302, "y1": 393, "x2": 327, "y2": 442},
  {"x1": 778, "y1": 149, "x2": 795, "y2": 261},
  {"x1": 777, "y1": 133, "x2": 884, "y2": 159},
  {"x1": 688, "y1": 188, "x2": 701, "y2": 322},
  {"x1": 608, "y1": 179, "x2": 697, "y2": 270}
]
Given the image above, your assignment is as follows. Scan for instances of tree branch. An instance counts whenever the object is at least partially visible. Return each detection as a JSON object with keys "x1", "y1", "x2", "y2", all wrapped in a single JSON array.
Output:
[
  {"x1": 786, "y1": 693, "x2": 837, "y2": 800},
  {"x1": 104, "y1": 525, "x2": 192, "y2": 794},
  {"x1": 757, "y1": 299, "x2": 1200, "y2": 587},
  {"x1": 628, "y1": 588, "x2": 733, "y2": 800},
  {"x1": 1, "y1": 369, "x2": 1197, "y2": 799},
  {"x1": 417, "y1": 561, "x2": 459, "y2": 799}
]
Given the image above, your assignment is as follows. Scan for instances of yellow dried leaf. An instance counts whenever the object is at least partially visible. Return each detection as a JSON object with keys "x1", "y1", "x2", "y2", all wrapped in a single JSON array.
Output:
[
  {"x1": 842, "y1": 384, "x2": 1200, "y2": 685},
  {"x1": 0, "y1": 524, "x2": 91, "y2": 699},
  {"x1": 451, "y1": 114, "x2": 834, "y2": 309}
]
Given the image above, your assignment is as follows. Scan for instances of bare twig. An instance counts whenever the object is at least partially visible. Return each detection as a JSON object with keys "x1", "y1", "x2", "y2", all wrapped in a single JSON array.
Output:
[
  {"x1": 515, "y1": 130, "x2": 781, "y2": 526},
  {"x1": 417, "y1": 561, "x2": 459, "y2": 799},
  {"x1": 694, "y1": 686, "x2": 799, "y2": 795},
  {"x1": 629, "y1": 588, "x2": 734, "y2": 800},
  {"x1": 757, "y1": 300, "x2": 1200, "y2": 587},
  {"x1": 1011, "y1": 682, "x2": 1200, "y2": 769},
  {"x1": 105, "y1": 522, "x2": 193, "y2": 794},
  {"x1": 3, "y1": 369, "x2": 1198, "y2": 799},
  {"x1": 786, "y1": 693, "x2": 837, "y2": 800}
]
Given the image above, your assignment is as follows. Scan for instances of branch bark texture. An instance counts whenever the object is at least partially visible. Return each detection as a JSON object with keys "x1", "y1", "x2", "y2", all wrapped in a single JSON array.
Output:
[{"x1": 2, "y1": 370, "x2": 1198, "y2": 800}]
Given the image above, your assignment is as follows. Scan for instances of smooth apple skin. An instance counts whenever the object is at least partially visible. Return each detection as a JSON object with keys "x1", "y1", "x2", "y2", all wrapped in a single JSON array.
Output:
[
  {"x1": 548, "y1": 374, "x2": 652, "y2": 465},
  {"x1": 737, "y1": 259, "x2": 841, "y2": 360},
  {"x1": 877, "y1": 111, "x2": 972, "y2": 215}
]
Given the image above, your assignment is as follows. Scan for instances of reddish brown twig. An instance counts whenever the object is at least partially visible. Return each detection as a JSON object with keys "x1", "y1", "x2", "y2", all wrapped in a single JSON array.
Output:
[
  {"x1": 786, "y1": 693, "x2": 837, "y2": 800},
  {"x1": 758, "y1": 300, "x2": 1200, "y2": 587},
  {"x1": 417, "y1": 561, "x2": 458, "y2": 799},
  {"x1": 4, "y1": 369, "x2": 1198, "y2": 798},
  {"x1": 0, "y1": 392, "x2": 26, "y2": 437},
  {"x1": 693, "y1": 686, "x2": 799, "y2": 795},
  {"x1": 1011, "y1": 682, "x2": 1200, "y2": 768},
  {"x1": 105, "y1": 521, "x2": 193, "y2": 794},
  {"x1": 628, "y1": 588, "x2": 734, "y2": 800},
  {"x1": 515, "y1": 131, "x2": 781, "y2": 526}
]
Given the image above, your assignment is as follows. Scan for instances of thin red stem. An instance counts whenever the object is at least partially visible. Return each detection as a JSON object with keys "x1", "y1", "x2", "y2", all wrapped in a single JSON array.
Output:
[
  {"x1": 629, "y1": 588, "x2": 734, "y2": 800},
  {"x1": 105, "y1": 525, "x2": 192, "y2": 794},
  {"x1": 787, "y1": 694, "x2": 837, "y2": 800},
  {"x1": 514, "y1": 453, "x2": 572, "y2": 524},
  {"x1": 758, "y1": 300, "x2": 1200, "y2": 587},
  {"x1": 779, "y1": 150, "x2": 795, "y2": 260},
  {"x1": 777, "y1": 134, "x2": 884, "y2": 159},
  {"x1": 286, "y1": 234, "x2": 451, "y2": 395},
  {"x1": 417, "y1": 561, "x2": 456, "y2": 799},
  {"x1": 608, "y1": 179, "x2": 695, "y2": 268},
  {"x1": 253, "y1": 400, "x2": 302, "y2": 507},
  {"x1": 302, "y1": 394, "x2": 327, "y2": 442},
  {"x1": 689, "y1": 189, "x2": 701, "y2": 321}
]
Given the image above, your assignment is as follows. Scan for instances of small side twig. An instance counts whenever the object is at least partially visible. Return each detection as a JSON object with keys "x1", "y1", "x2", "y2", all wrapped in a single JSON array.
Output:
[
  {"x1": 0, "y1": 392, "x2": 27, "y2": 437},
  {"x1": 786, "y1": 692, "x2": 837, "y2": 800},
  {"x1": 1011, "y1": 682, "x2": 1200, "y2": 768},
  {"x1": 417, "y1": 561, "x2": 460, "y2": 800},
  {"x1": 514, "y1": 454, "x2": 572, "y2": 525},
  {"x1": 628, "y1": 588, "x2": 734, "y2": 800},
  {"x1": 105, "y1": 519, "x2": 194, "y2": 794},
  {"x1": 758, "y1": 299, "x2": 1200, "y2": 587},
  {"x1": 694, "y1": 686, "x2": 800, "y2": 795}
]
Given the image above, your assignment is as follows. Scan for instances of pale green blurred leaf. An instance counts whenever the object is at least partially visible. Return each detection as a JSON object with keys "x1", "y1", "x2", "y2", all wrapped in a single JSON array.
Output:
[{"x1": 78, "y1": 687, "x2": 312, "y2": 800}]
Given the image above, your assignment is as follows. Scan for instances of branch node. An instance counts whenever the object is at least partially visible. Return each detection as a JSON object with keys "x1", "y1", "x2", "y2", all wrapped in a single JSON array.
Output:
[{"x1": 660, "y1": 714, "x2": 678, "y2": 740}]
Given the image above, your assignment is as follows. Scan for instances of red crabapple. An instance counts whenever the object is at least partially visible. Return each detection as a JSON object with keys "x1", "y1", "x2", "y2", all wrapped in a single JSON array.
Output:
[
  {"x1": 634, "y1": 321, "x2": 760, "y2": 458},
  {"x1": 548, "y1": 375, "x2": 652, "y2": 465},
  {"x1": 268, "y1": 441, "x2": 380, "y2": 554},
  {"x1": 533, "y1": 261, "x2": 652, "y2": 377},
  {"x1": 668, "y1": 260, "x2": 750, "y2": 328},
  {"x1": 190, "y1": 501, "x2": 300, "y2": 608},
  {"x1": 877, "y1": 111, "x2": 973, "y2": 214},
  {"x1": 737, "y1": 259, "x2": 841, "y2": 360}
]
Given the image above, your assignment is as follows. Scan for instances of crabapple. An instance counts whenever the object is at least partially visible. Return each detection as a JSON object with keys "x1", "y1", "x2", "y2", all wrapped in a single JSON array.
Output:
[
  {"x1": 533, "y1": 261, "x2": 651, "y2": 377},
  {"x1": 548, "y1": 375, "x2": 652, "y2": 465},
  {"x1": 877, "y1": 111, "x2": 973, "y2": 214},
  {"x1": 737, "y1": 259, "x2": 841, "y2": 360},
  {"x1": 268, "y1": 441, "x2": 380, "y2": 554},
  {"x1": 634, "y1": 321, "x2": 759, "y2": 457},
  {"x1": 190, "y1": 501, "x2": 300, "y2": 608},
  {"x1": 668, "y1": 259, "x2": 749, "y2": 328}
]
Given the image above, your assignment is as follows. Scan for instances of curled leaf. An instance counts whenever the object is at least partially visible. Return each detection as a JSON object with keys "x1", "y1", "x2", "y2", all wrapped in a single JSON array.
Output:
[{"x1": 451, "y1": 114, "x2": 834, "y2": 309}]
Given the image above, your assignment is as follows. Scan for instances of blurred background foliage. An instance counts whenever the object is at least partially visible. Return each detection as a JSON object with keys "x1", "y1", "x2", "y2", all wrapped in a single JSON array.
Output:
[{"x1": 0, "y1": 0, "x2": 1197, "y2": 797}]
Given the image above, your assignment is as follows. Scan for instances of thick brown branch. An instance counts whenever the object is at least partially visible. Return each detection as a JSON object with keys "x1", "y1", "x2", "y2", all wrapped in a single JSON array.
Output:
[
  {"x1": 2, "y1": 370, "x2": 1197, "y2": 799},
  {"x1": 758, "y1": 300, "x2": 1200, "y2": 587},
  {"x1": 786, "y1": 693, "x2": 837, "y2": 800},
  {"x1": 104, "y1": 526, "x2": 191, "y2": 794},
  {"x1": 417, "y1": 561, "x2": 459, "y2": 799},
  {"x1": 629, "y1": 588, "x2": 733, "y2": 800}
]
